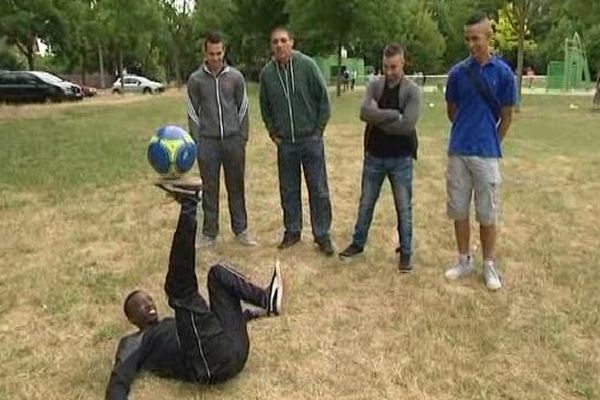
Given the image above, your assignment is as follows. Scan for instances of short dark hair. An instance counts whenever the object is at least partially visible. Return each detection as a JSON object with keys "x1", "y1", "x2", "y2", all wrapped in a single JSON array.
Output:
[
  {"x1": 123, "y1": 289, "x2": 143, "y2": 318},
  {"x1": 203, "y1": 31, "x2": 225, "y2": 50},
  {"x1": 465, "y1": 11, "x2": 488, "y2": 26},
  {"x1": 383, "y1": 43, "x2": 405, "y2": 58},
  {"x1": 271, "y1": 26, "x2": 293, "y2": 40}
]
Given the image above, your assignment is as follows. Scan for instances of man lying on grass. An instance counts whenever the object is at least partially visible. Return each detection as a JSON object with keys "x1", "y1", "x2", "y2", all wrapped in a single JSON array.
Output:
[{"x1": 105, "y1": 177, "x2": 284, "y2": 400}]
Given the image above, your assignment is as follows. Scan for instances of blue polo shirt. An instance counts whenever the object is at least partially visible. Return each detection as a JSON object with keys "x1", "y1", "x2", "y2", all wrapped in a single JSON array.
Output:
[{"x1": 445, "y1": 56, "x2": 517, "y2": 158}]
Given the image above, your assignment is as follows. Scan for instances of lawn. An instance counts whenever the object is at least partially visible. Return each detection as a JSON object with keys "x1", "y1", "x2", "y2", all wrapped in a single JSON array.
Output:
[{"x1": 0, "y1": 88, "x2": 598, "y2": 399}]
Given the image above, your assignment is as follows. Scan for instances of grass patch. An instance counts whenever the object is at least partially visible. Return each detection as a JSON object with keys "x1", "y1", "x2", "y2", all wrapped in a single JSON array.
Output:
[{"x1": 0, "y1": 88, "x2": 599, "y2": 399}]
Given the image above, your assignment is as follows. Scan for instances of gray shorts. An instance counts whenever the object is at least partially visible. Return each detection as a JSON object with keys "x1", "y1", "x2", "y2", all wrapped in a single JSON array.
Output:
[{"x1": 446, "y1": 156, "x2": 501, "y2": 225}]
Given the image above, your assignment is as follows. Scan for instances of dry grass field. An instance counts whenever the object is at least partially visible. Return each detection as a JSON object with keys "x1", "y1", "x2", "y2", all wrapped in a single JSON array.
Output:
[{"x1": 0, "y1": 88, "x2": 599, "y2": 399}]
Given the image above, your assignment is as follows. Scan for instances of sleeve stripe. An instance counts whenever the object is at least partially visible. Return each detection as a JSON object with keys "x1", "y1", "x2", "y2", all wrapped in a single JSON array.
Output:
[
  {"x1": 238, "y1": 85, "x2": 248, "y2": 123},
  {"x1": 187, "y1": 92, "x2": 200, "y2": 126}
]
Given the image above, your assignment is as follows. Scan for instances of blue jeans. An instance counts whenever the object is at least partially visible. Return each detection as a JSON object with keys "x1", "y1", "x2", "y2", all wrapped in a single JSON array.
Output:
[
  {"x1": 276, "y1": 136, "x2": 332, "y2": 240},
  {"x1": 352, "y1": 154, "x2": 413, "y2": 258}
]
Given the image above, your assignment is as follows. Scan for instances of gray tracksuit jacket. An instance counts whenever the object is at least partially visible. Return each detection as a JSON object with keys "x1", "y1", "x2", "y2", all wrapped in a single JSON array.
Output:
[
  {"x1": 186, "y1": 64, "x2": 249, "y2": 141},
  {"x1": 360, "y1": 76, "x2": 422, "y2": 136}
]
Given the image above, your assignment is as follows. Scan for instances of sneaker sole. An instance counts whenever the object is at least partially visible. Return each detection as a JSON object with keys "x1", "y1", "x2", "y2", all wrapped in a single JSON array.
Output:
[
  {"x1": 270, "y1": 260, "x2": 284, "y2": 315},
  {"x1": 154, "y1": 177, "x2": 202, "y2": 200},
  {"x1": 155, "y1": 184, "x2": 201, "y2": 200},
  {"x1": 236, "y1": 238, "x2": 258, "y2": 246},
  {"x1": 277, "y1": 239, "x2": 300, "y2": 250},
  {"x1": 444, "y1": 266, "x2": 474, "y2": 280},
  {"x1": 338, "y1": 253, "x2": 363, "y2": 262}
]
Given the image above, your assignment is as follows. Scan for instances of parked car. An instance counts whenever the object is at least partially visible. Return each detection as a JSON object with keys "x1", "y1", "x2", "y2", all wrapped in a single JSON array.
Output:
[
  {"x1": 0, "y1": 71, "x2": 83, "y2": 103},
  {"x1": 112, "y1": 75, "x2": 165, "y2": 94}
]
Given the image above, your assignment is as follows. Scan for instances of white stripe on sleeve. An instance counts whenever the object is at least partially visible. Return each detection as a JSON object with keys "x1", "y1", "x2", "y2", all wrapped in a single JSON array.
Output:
[{"x1": 187, "y1": 92, "x2": 200, "y2": 127}]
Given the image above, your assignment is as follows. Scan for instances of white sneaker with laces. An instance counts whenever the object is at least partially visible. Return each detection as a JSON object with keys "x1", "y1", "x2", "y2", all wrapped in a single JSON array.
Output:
[
  {"x1": 444, "y1": 257, "x2": 474, "y2": 280},
  {"x1": 235, "y1": 230, "x2": 258, "y2": 246},
  {"x1": 483, "y1": 262, "x2": 502, "y2": 291}
]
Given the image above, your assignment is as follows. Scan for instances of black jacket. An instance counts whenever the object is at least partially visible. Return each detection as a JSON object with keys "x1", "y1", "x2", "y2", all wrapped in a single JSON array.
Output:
[{"x1": 105, "y1": 317, "x2": 237, "y2": 400}]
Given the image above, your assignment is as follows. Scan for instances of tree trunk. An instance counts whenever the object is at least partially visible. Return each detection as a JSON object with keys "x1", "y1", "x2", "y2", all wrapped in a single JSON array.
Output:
[
  {"x1": 174, "y1": 43, "x2": 182, "y2": 87},
  {"x1": 98, "y1": 43, "x2": 105, "y2": 88},
  {"x1": 336, "y1": 42, "x2": 342, "y2": 97},
  {"x1": 515, "y1": 9, "x2": 525, "y2": 112},
  {"x1": 119, "y1": 47, "x2": 124, "y2": 93},
  {"x1": 80, "y1": 52, "x2": 87, "y2": 85},
  {"x1": 14, "y1": 40, "x2": 35, "y2": 70},
  {"x1": 27, "y1": 46, "x2": 35, "y2": 71}
]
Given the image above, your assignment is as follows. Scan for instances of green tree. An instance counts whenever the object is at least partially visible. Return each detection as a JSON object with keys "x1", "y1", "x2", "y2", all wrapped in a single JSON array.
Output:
[
  {"x1": 0, "y1": 37, "x2": 25, "y2": 70},
  {"x1": 160, "y1": 0, "x2": 195, "y2": 85},
  {"x1": 97, "y1": 0, "x2": 163, "y2": 88},
  {"x1": 501, "y1": 0, "x2": 539, "y2": 109},
  {"x1": 47, "y1": 0, "x2": 105, "y2": 82},
  {"x1": 224, "y1": 0, "x2": 288, "y2": 77},
  {"x1": 348, "y1": 0, "x2": 445, "y2": 74},
  {"x1": 428, "y1": 0, "x2": 504, "y2": 68},
  {"x1": 288, "y1": 0, "x2": 376, "y2": 96},
  {"x1": 529, "y1": 0, "x2": 600, "y2": 77},
  {"x1": 0, "y1": 0, "x2": 67, "y2": 70}
]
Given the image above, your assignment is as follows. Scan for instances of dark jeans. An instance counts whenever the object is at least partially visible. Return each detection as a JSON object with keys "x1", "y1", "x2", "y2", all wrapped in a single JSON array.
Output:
[
  {"x1": 352, "y1": 154, "x2": 413, "y2": 259},
  {"x1": 164, "y1": 199, "x2": 267, "y2": 383},
  {"x1": 197, "y1": 136, "x2": 248, "y2": 238},
  {"x1": 277, "y1": 136, "x2": 332, "y2": 240}
]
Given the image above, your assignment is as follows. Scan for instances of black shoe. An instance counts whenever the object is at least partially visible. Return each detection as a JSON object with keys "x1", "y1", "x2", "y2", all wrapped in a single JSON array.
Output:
[
  {"x1": 277, "y1": 232, "x2": 301, "y2": 249},
  {"x1": 315, "y1": 236, "x2": 335, "y2": 256},
  {"x1": 154, "y1": 176, "x2": 202, "y2": 203},
  {"x1": 339, "y1": 243, "x2": 364, "y2": 261},
  {"x1": 396, "y1": 247, "x2": 413, "y2": 273},
  {"x1": 267, "y1": 260, "x2": 284, "y2": 316}
]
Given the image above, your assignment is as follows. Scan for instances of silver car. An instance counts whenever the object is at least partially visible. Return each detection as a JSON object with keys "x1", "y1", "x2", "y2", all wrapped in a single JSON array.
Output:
[{"x1": 112, "y1": 75, "x2": 165, "y2": 94}]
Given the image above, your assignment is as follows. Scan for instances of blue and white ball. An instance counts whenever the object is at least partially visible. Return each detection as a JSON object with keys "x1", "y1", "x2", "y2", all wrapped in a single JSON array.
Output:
[{"x1": 147, "y1": 125, "x2": 196, "y2": 178}]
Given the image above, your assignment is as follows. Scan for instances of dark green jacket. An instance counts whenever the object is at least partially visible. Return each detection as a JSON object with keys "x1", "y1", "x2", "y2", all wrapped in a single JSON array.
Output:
[{"x1": 259, "y1": 51, "x2": 330, "y2": 142}]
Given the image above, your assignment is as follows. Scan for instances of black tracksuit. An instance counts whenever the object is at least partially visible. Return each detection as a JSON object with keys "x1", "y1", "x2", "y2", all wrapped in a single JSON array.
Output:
[{"x1": 105, "y1": 199, "x2": 269, "y2": 399}]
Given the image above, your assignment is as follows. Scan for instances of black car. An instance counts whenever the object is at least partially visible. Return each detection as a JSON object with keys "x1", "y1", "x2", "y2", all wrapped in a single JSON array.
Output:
[{"x1": 0, "y1": 71, "x2": 83, "y2": 103}]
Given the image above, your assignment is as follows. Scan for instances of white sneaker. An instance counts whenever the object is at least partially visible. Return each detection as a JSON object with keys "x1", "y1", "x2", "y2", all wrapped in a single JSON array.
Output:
[
  {"x1": 235, "y1": 230, "x2": 258, "y2": 246},
  {"x1": 444, "y1": 257, "x2": 474, "y2": 280},
  {"x1": 267, "y1": 260, "x2": 284, "y2": 316},
  {"x1": 483, "y1": 262, "x2": 502, "y2": 291},
  {"x1": 197, "y1": 234, "x2": 216, "y2": 248}
]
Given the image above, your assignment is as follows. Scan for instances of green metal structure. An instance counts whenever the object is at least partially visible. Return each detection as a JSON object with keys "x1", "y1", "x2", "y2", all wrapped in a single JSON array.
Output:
[
  {"x1": 546, "y1": 33, "x2": 592, "y2": 91},
  {"x1": 313, "y1": 55, "x2": 366, "y2": 85}
]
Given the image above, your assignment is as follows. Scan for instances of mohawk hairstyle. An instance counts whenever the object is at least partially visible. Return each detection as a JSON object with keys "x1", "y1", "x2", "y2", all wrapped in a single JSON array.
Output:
[{"x1": 465, "y1": 11, "x2": 489, "y2": 26}]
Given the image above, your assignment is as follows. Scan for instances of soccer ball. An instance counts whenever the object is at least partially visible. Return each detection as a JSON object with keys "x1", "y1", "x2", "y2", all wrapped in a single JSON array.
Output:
[{"x1": 147, "y1": 125, "x2": 197, "y2": 178}]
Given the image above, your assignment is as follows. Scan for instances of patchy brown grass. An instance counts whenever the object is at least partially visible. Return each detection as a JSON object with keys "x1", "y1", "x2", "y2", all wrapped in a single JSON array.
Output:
[
  {"x1": 0, "y1": 88, "x2": 183, "y2": 121},
  {"x1": 0, "y1": 92, "x2": 599, "y2": 399}
]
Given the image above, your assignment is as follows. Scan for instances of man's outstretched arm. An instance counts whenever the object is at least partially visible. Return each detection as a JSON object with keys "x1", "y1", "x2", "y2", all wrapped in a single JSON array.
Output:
[{"x1": 105, "y1": 338, "x2": 142, "y2": 400}]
